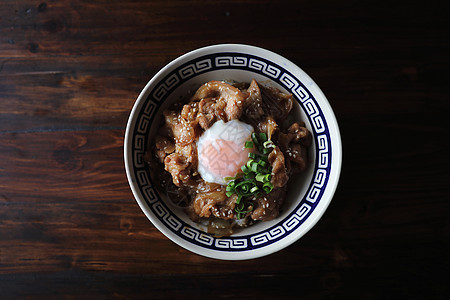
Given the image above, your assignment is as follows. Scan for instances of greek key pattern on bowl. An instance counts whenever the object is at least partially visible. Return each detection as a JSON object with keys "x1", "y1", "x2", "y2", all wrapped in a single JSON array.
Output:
[
  {"x1": 131, "y1": 52, "x2": 332, "y2": 251},
  {"x1": 136, "y1": 170, "x2": 158, "y2": 204},
  {"x1": 306, "y1": 135, "x2": 329, "y2": 203},
  {"x1": 153, "y1": 73, "x2": 180, "y2": 102},
  {"x1": 251, "y1": 226, "x2": 287, "y2": 246},
  {"x1": 133, "y1": 134, "x2": 145, "y2": 168},
  {"x1": 283, "y1": 203, "x2": 311, "y2": 231},
  {"x1": 280, "y1": 73, "x2": 310, "y2": 102},
  {"x1": 215, "y1": 56, "x2": 248, "y2": 67},
  {"x1": 179, "y1": 59, "x2": 213, "y2": 79},
  {"x1": 153, "y1": 202, "x2": 183, "y2": 231},
  {"x1": 215, "y1": 238, "x2": 248, "y2": 249},
  {"x1": 181, "y1": 226, "x2": 214, "y2": 246}
]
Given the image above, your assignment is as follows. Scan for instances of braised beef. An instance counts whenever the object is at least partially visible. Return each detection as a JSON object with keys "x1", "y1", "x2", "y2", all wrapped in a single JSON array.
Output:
[
  {"x1": 164, "y1": 153, "x2": 192, "y2": 187},
  {"x1": 191, "y1": 81, "x2": 247, "y2": 127},
  {"x1": 192, "y1": 188, "x2": 228, "y2": 218},
  {"x1": 163, "y1": 110, "x2": 199, "y2": 146},
  {"x1": 268, "y1": 146, "x2": 289, "y2": 188},
  {"x1": 251, "y1": 187, "x2": 286, "y2": 221},
  {"x1": 243, "y1": 79, "x2": 265, "y2": 119},
  {"x1": 259, "y1": 84, "x2": 293, "y2": 121},
  {"x1": 155, "y1": 135, "x2": 175, "y2": 163},
  {"x1": 277, "y1": 122, "x2": 311, "y2": 174},
  {"x1": 257, "y1": 116, "x2": 278, "y2": 139}
]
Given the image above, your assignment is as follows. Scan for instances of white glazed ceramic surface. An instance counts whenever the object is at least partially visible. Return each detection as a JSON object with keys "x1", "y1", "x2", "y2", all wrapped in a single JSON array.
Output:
[{"x1": 124, "y1": 44, "x2": 342, "y2": 260}]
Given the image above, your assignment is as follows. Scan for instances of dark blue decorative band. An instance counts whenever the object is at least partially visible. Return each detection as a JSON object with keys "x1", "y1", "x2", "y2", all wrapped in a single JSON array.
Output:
[{"x1": 130, "y1": 52, "x2": 332, "y2": 251}]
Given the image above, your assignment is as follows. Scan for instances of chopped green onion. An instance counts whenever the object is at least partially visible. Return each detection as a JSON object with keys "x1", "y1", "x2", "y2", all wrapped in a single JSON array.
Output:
[
  {"x1": 225, "y1": 130, "x2": 277, "y2": 218},
  {"x1": 235, "y1": 201, "x2": 254, "y2": 219},
  {"x1": 250, "y1": 186, "x2": 259, "y2": 193},
  {"x1": 246, "y1": 159, "x2": 255, "y2": 168},
  {"x1": 258, "y1": 160, "x2": 268, "y2": 168},
  {"x1": 243, "y1": 174, "x2": 253, "y2": 180},
  {"x1": 263, "y1": 140, "x2": 275, "y2": 149},
  {"x1": 251, "y1": 133, "x2": 258, "y2": 143},
  {"x1": 255, "y1": 173, "x2": 266, "y2": 183},
  {"x1": 236, "y1": 194, "x2": 242, "y2": 204},
  {"x1": 263, "y1": 181, "x2": 274, "y2": 194},
  {"x1": 235, "y1": 181, "x2": 247, "y2": 188},
  {"x1": 259, "y1": 133, "x2": 267, "y2": 142}
]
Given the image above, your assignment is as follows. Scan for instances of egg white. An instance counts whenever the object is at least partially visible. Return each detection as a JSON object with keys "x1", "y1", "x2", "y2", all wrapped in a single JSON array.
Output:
[{"x1": 197, "y1": 119, "x2": 254, "y2": 185}]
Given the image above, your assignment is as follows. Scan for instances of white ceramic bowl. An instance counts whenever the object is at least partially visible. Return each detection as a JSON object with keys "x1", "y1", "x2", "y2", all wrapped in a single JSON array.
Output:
[{"x1": 124, "y1": 44, "x2": 341, "y2": 260}]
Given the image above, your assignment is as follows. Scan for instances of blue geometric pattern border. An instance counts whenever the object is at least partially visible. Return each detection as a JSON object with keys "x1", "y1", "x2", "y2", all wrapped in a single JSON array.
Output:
[{"x1": 131, "y1": 52, "x2": 332, "y2": 251}]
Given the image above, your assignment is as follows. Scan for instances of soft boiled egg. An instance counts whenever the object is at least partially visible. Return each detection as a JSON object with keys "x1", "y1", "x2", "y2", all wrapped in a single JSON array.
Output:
[{"x1": 197, "y1": 119, "x2": 254, "y2": 185}]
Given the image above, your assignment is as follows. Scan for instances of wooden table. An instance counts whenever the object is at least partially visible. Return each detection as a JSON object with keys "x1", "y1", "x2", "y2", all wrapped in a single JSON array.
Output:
[{"x1": 1, "y1": 0, "x2": 449, "y2": 298}]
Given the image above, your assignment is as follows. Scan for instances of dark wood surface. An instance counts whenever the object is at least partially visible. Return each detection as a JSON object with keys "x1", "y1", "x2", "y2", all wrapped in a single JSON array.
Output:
[{"x1": 1, "y1": 0, "x2": 449, "y2": 298}]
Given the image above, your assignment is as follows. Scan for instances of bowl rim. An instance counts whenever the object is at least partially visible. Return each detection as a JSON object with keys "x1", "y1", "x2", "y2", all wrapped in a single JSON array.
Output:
[{"x1": 124, "y1": 43, "x2": 342, "y2": 260}]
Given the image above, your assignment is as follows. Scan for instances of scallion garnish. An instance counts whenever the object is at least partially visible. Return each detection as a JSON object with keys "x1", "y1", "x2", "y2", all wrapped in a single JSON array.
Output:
[
  {"x1": 258, "y1": 160, "x2": 268, "y2": 168},
  {"x1": 263, "y1": 181, "x2": 274, "y2": 194},
  {"x1": 224, "y1": 131, "x2": 276, "y2": 219},
  {"x1": 259, "y1": 133, "x2": 267, "y2": 142},
  {"x1": 263, "y1": 140, "x2": 275, "y2": 149},
  {"x1": 251, "y1": 132, "x2": 259, "y2": 143},
  {"x1": 235, "y1": 201, "x2": 254, "y2": 219},
  {"x1": 255, "y1": 173, "x2": 269, "y2": 183},
  {"x1": 250, "y1": 161, "x2": 259, "y2": 172},
  {"x1": 263, "y1": 148, "x2": 272, "y2": 155},
  {"x1": 245, "y1": 141, "x2": 254, "y2": 148}
]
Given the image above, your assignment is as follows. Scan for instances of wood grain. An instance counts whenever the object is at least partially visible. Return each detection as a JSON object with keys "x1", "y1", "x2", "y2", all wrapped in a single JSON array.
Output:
[{"x1": 1, "y1": 0, "x2": 449, "y2": 298}]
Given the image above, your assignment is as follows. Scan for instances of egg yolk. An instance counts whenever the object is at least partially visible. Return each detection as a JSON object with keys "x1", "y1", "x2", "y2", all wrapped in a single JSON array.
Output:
[{"x1": 199, "y1": 139, "x2": 252, "y2": 179}]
